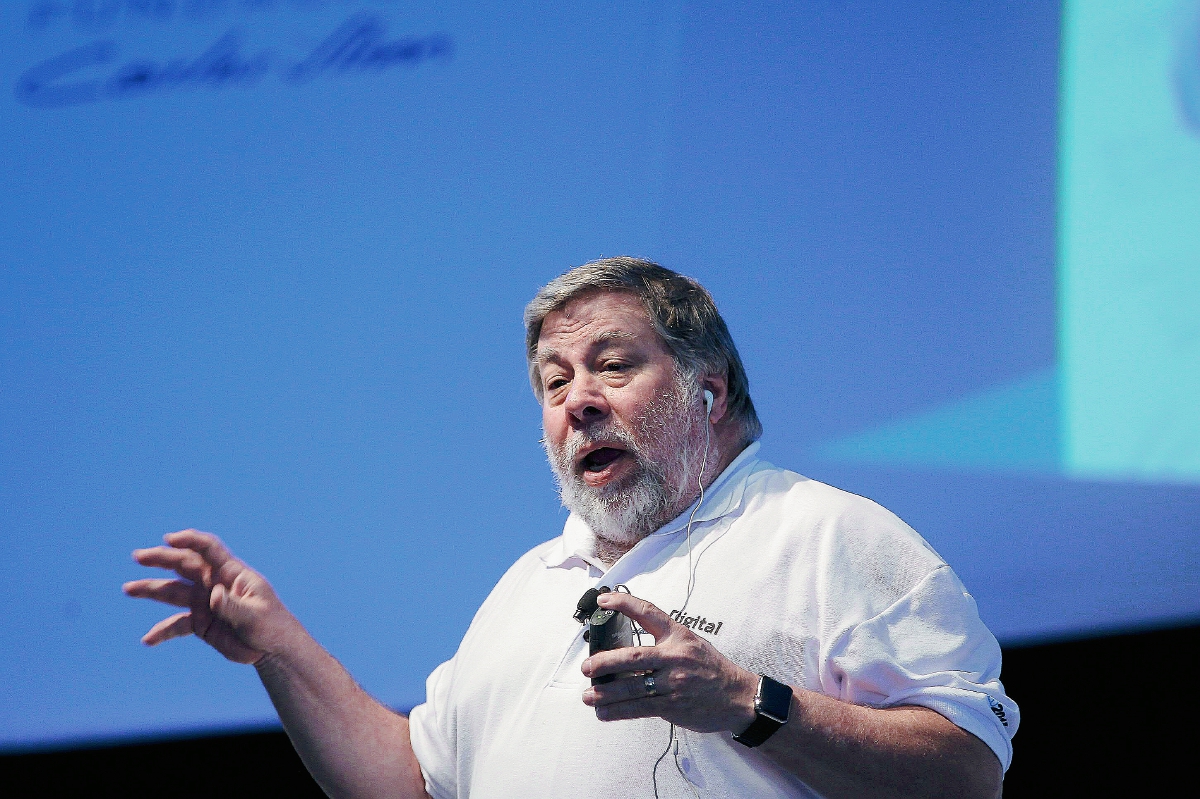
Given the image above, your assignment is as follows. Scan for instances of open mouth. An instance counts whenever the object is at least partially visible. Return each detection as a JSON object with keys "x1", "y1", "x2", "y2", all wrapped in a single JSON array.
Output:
[{"x1": 580, "y1": 446, "x2": 626, "y2": 473}]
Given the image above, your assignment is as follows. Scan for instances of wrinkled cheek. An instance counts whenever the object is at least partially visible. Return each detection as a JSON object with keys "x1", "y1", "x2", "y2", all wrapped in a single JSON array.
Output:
[{"x1": 541, "y1": 431, "x2": 571, "y2": 470}]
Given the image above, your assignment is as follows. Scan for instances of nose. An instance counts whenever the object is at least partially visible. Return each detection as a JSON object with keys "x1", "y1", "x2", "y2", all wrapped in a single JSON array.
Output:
[{"x1": 563, "y1": 373, "x2": 609, "y2": 427}]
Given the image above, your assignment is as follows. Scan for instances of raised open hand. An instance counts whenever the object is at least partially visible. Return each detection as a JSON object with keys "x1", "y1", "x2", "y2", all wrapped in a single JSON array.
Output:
[{"x1": 123, "y1": 529, "x2": 297, "y2": 665}]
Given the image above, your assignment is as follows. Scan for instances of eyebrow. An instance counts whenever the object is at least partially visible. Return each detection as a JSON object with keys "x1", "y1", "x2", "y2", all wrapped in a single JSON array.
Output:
[{"x1": 534, "y1": 330, "x2": 637, "y2": 368}]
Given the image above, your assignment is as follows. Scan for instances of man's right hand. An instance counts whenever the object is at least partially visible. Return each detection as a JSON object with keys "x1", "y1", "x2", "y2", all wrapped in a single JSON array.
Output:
[{"x1": 123, "y1": 529, "x2": 300, "y2": 665}]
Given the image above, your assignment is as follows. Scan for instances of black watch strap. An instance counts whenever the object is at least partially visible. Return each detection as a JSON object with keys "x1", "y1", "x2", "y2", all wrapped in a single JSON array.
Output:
[{"x1": 733, "y1": 674, "x2": 793, "y2": 748}]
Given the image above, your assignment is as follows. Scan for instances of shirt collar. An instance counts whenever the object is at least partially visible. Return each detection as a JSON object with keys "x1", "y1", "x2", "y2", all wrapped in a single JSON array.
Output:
[{"x1": 539, "y1": 441, "x2": 763, "y2": 570}]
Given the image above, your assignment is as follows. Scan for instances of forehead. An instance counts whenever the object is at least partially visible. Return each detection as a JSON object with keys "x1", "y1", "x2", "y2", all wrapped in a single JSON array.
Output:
[{"x1": 536, "y1": 290, "x2": 661, "y2": 354}]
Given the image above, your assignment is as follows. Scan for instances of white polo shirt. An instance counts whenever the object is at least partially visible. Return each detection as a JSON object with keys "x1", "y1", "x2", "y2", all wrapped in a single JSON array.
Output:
[{"x1": 408, "y1": 443, "x2": 1018, "y2": 798}]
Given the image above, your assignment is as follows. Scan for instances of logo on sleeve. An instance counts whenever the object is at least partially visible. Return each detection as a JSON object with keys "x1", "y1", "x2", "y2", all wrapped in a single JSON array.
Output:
[{"x1": 986, "y1": 695, "x2": 1009, "y2": 727}]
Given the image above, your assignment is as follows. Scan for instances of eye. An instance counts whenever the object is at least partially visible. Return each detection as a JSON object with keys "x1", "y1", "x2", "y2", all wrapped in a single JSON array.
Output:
[
  {"x1": 602, "y1": 360, "x2": 628, "y2": 373},
  {"x1": 545, "y1": 376, "x2": 569, "y2": 392}
]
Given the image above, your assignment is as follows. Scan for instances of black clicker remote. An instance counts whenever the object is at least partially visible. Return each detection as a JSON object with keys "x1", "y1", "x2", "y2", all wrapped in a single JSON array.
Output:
[{"x1": 574, "y1": 586, "x2": 635, "y2": 685}]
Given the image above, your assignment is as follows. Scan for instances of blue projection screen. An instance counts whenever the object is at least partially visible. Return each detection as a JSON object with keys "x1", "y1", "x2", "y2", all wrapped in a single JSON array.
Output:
[{"x1": 2, "y1": 0, "x2": 1198, "y2": 750}]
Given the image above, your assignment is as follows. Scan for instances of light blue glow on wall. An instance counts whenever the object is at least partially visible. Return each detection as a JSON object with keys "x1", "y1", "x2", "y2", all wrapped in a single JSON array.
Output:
[{"x1": 821, "y1": 0, "x2": 1200, "y2": 484}]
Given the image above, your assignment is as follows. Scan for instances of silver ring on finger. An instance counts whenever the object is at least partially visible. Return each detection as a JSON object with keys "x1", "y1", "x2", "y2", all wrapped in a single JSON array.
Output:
[{"x1": 643, "y1": 672, "x2": 658, "y2": 697}]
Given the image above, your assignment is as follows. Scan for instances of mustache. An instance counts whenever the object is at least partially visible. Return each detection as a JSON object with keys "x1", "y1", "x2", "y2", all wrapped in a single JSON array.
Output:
[{"x1": 551, "y1": 421, "x2": 641, "y2": 470}]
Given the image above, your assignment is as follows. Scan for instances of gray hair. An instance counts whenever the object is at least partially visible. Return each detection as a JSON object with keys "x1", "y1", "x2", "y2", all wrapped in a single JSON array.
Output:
[{"x1": 524, "y1": 257, "x2": 762, "y2": 445}]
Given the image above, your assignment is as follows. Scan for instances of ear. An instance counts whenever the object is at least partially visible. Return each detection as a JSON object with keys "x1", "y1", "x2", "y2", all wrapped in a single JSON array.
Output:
[{"x1": 700, "y1": 374, "x2": 729, "y2": 426}]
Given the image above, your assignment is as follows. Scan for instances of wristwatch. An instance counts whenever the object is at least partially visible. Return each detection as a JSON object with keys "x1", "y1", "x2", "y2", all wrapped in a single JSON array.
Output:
[{"x1": 732, "y1": 674, "x2": 793, "y2": 748}]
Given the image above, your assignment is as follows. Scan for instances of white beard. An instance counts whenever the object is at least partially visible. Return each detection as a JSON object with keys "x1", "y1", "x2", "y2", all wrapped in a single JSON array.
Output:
[{"x1": 544, "y1": 376, "x2": 716, "y2": 548}]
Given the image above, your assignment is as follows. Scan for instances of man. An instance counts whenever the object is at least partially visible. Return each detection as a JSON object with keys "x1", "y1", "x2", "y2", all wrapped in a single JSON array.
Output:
[{"x1": 126, "y1": 258, "x2": 1016, "y2": 798}]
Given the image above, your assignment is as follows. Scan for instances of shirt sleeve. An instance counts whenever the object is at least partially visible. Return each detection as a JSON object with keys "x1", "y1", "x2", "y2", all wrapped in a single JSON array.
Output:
[
  {"x1": 824, "y1": 565, "x2": 1019, "y2": 772},
  {"x1": 407, "y1": 658, "x2": 458, "y2": 799}
]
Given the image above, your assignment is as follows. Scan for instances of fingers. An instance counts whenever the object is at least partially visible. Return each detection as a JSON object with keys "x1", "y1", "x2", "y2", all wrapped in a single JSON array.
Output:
[
  {"x1": 123, "y1": 578, "x2": 194, "y2": 608},
  {"x1": 592, "y1": 696, "x2": 670, "y2": 722},
  {"x1": 583, "y1": 644, "x2": 663, "y2": 681},
  {"x1": 131, "y1": 530, "x2": 244, "y2": 586},
  {"x1": 582, "y1": 673, "x2": 675, "y2": 723},
  {"x1": 582, "y1": 594, "x2": 689, "y2": 680},
  {"x1": 584, "y1": 671, "x2": 671, "y2": 708},
  {"x1": 579, "y1": 596, "x2": 762, "y2": 733},
  {"x1": 133, "y1": 546, "x2": 208, "y2": 583},
  {"x1": 141, "y1": 611, "x2": 195, "y2": 645},
  {"x1": 596, "y1": 591, "x2": 673, "y2": 638},
  {"x1": 165, "y1": 529, "x2": 235, "y2": 572}
]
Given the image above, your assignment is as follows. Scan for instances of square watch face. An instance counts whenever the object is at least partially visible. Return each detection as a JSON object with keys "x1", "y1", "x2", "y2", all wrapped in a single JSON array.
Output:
[{"x1": 758, "y1": 676, "x2": 793, "y2": 723}]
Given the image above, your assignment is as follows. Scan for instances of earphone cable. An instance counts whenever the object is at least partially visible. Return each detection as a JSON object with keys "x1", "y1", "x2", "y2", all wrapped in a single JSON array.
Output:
[
  {"x1": 680, "y1": 398, "x2": 712, "y2": 616},
  {"x1": 654, "y1": 395, "x2": 714, "y2": 798}
]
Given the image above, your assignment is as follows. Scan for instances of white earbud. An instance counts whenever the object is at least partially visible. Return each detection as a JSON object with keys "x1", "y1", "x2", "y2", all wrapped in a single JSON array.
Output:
[{"x1": 703, "y1": 389, "x2": 714, "y2": 413}]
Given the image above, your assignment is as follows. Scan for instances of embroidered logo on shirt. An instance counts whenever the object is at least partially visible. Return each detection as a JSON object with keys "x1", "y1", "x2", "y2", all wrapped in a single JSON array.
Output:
[
  {"x1": 986, "y1": 695, "x2": 1009, "y2": 727},
  {"x1": 668, "y1": 609, "x2": 724, "y2": 636}
]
